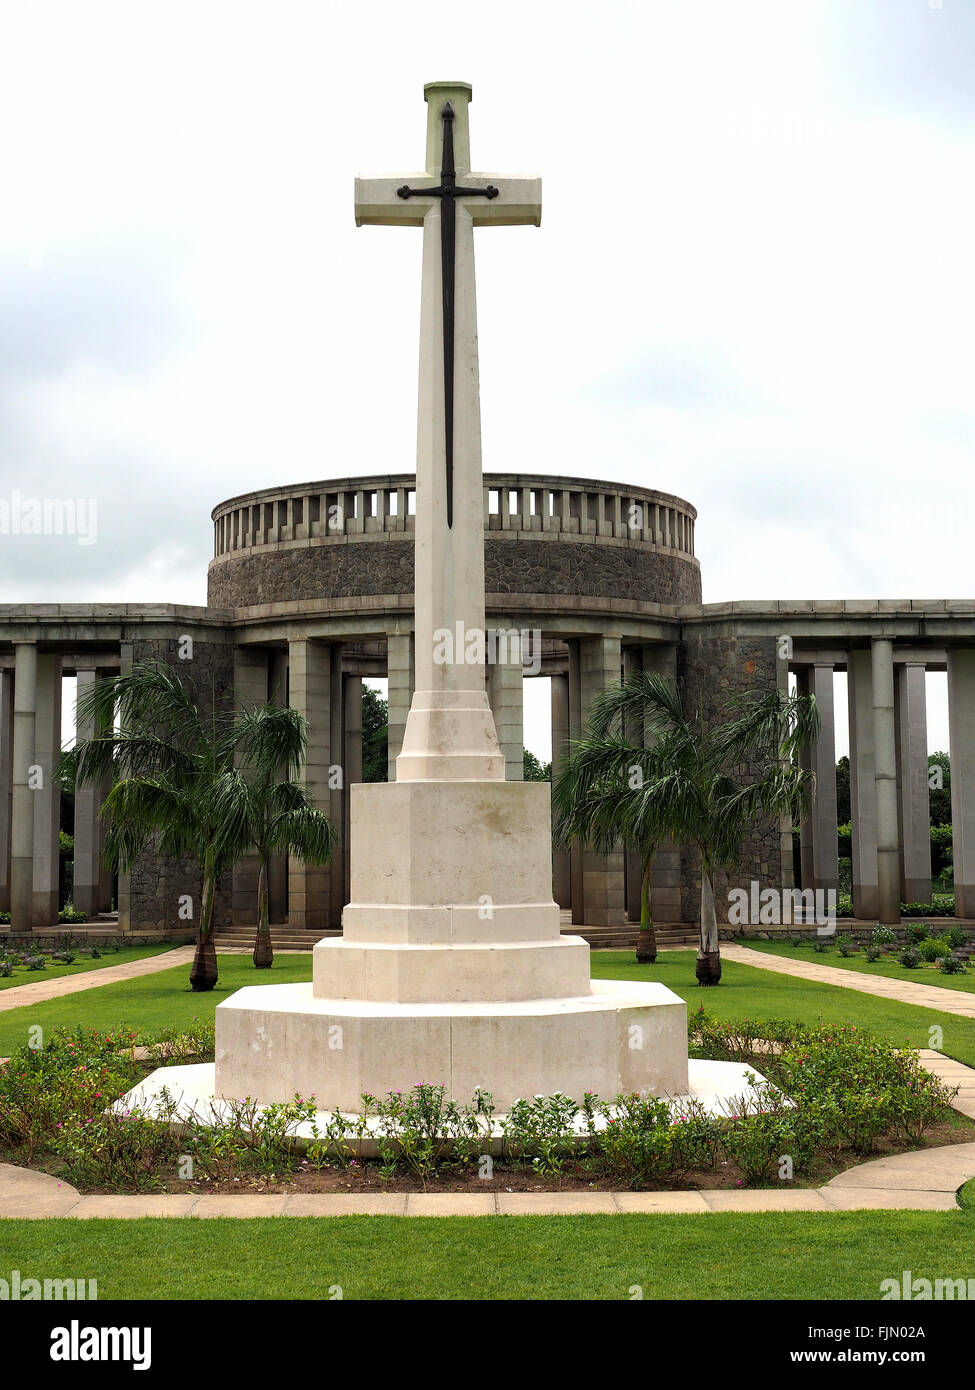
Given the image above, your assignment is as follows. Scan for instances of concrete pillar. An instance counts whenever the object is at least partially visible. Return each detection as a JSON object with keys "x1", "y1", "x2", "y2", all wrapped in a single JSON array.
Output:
[
  {"x1": 642, "y1": 643, "x2": 682, "y2": 923},
  {"x1": 948, "y1": 648, "x2": 975, "y2": 919},
  {"x1": 486, "y1": 626, "x2": 524, "y2": 782},
  {"x1": 550, "y1": 671, "x2": 571, "y2": 910},
  {"x1": 328, "y1": 645, "x2": 345, "y2": 926},
  {"x1": 848, "y1": 649, "x2": 879, "y2": 919},
  {"x1": 386, "y1": 630, "x2": 414, "y2": 782},
  {"x1": 74, "y1": 668, "x2": 113, "y2": 917},
  {"x1": 342, "y1": 672, "x2": 363, "y2": 906},
  {"x1": 623, "y1": 648, "x2": 644, "y2": 922},
  {"x1": 116, "y1": 641, "x2": 133, "y2": 932},
  {"x1": 896, "y1": 663, "x2": 931, "y2": 903},
  {"x1": 809, "y1": 663, "x2": 838, "y2": 894},
  {"x1": 794, "y1": 667, "x2": 815, "y2": 891},
  {"x1": 32, "y1": 653, "x2": 62, "y2": 927},
  {"x1": 231, "y1": 647, "x2": 269, "y2": 927},
  {"x1": 10, "y1": 643, "x2": 38, "y2": 931},
  {"x1": 267, "y1": 648, "x2": 289, "y2": 924},
  {"x1": 573, "y1": 635, "x2": 625, "y2": 927},
  {"x1": 872, "y1": 639, "x2": 901, "y2": 924},
  {"x1": 0, "y1": 672, "x2": 12, "y2": 913},
  {"x1": 288, "y1": 638, "x2": 332, "y2": 931}
]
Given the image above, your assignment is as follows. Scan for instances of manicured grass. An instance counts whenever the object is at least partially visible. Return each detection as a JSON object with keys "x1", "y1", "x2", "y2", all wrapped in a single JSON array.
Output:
[
  {"x1": 0, "y1": 1210, "x2": 972, "y2": 1299},
  {"x1": 590, "y1": 950, "x2": 975, "y2": 1068},
  {"x1": 737, "y1": 939, "x2": 975, "y2": 993},
  {"x1": 0, "y1": 953, "x2": 313, "y2": 1056},
  {"x1": 1, "y1": 947, "x2": 974, "y2": 1066},
  {"x1": 0, "y1": 944, "x2": 175, "y2": 991}
]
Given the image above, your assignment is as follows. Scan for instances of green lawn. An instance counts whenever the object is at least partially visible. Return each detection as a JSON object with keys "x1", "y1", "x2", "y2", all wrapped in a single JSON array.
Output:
[
  {"x1": 0, "y1": 1210, "x2": 972, "y2": 1299},
  {"x1": 0, "y1": 952, "x2": 313, "y2": 1055},
  {"x1": 590, "y1": 950, "x2": 975, "y2": 1067},
  {"x1": 1, "y1": 946, "x2": 973, "y2": 1067},
  {"x1": 736, "y1": 939, "x2": 975, "y2": 993},
  {"x1": 0, "y1": 943, "x2": 175, "y2": 991}
]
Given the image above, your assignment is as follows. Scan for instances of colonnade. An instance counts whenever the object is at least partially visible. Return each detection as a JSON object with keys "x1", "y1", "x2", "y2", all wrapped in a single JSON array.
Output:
[{"x1": 793, "y1": 643, "x2": 975, "y2": 923}]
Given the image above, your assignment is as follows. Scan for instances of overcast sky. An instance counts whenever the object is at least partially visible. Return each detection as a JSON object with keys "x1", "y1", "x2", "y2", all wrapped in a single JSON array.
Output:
[{"x1": 1, "y1": 1, "x2": 969, "y2": 755}]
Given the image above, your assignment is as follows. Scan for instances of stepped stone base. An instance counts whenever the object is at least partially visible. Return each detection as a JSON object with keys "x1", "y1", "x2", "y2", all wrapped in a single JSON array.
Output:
[{"x1": 214, "y1": 977, "x2": 688, "y2": 1113}]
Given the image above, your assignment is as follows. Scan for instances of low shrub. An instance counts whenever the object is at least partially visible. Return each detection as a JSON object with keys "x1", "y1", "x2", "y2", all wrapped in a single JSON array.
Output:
[
  {"x1": 23, "y1": 956, "x2": 46, "y2": 971},
  {"x1": 864, "y1": 946, "x2": 881, "y2": 963},
  {"x1": 872, "y1": 926, "x2": 895, "y2": 947},
  {"x1": 919, "y1": 937, "x2": 952, "y2": 963},
  {"x1": 902, "y1": 899, "x2": 954, "y2": 918},
  {"x1": 898, "y1": 948, "x2": 921, "y2": 969},
  {"x1": 947, "y1": 927, "x2": 970, "y2": 949},
  {"x1": 836, "y1": 935, "x2": 857, "y2": 957},
  {"x1": 904, "y1": 924, "x2": 929, "y2": 945},
  {"x1": 57, "y1": 909, "x2": 89, "y2": 925},
  {"x1": 939, "y1": 954, "x2": 966, "y2": 976}
]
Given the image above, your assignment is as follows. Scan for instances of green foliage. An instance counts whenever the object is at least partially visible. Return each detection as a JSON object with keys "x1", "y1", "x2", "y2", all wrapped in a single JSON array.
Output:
[
  {"x1": 904, "y1": 923, "x2": 929, "y2": 944},
  {"x1": 57, "y1": 908, "x2": 88, "y2": 924},
  {"x1": 918, "y1": 936, "x2": 952, "y2": 962},
  {"x1": 523, "y1": 748, "x2": 552, "y2": 781},
  {"x1": 898, "y1": 947, "x2": 921, "y2": 969},
  {"x1": 872, "y1": 926, "x2": 896, "y2": 946},
  {"x1": 361, "y1": 683, "x2": 388, "y2": 783},
  {"x1": 940, "y1": 954, "x2": 966, "y2": 976},
  {"x1": 902, "y1": 898, "x2": 955, "y2": 917},
  {"x1": 928, "y1": 752, "x2": 951, "y2": 827}
]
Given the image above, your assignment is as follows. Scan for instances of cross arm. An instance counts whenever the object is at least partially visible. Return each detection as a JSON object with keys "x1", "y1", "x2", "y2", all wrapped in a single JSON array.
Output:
[
  {"x1": 466, "y1": 175, "x2": 542, "y2": 228},
  {"x1": 354, "y1": 175, "x2": 435, "y2": 227}
]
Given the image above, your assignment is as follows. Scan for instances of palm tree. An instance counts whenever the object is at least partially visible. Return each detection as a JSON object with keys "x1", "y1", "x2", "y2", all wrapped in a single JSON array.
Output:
[
  {"x1": 553, "y1": 672, "x2": 819, "y2": 986},
  {"x1": 74, "y1": 662, "x2": 334, "y2": 991},
  {"x1": 228, "y1": 704, "x2": 336, "y2": 968}
]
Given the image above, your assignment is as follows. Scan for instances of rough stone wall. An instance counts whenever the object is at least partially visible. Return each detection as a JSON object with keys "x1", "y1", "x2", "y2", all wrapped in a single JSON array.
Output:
[
  {"x1": 125, "y1": 631, "x2": 235, "y2": 933},
  {"x1": 207, "y1": 536, "x2": 701, "y2": 609},
  {"x1": 677, "y1": 630, "x2": 787, "y2": 925}
]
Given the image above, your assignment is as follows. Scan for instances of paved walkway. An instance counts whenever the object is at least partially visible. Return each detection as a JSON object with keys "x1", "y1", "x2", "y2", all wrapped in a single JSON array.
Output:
[
  {"x1": 2, "y1": 1050, "x2": 973, "y2": 1219},
  {"x1": 0, "y1": 946, "x2": 196, "y2": 1013},
  {"x1": 722, "y1": 943, "x2": 975, "y2": 1019}
]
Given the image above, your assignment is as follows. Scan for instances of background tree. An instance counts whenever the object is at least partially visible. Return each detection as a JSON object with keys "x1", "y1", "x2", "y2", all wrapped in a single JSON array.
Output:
[
  {"x1": 554, "y1": 673, "x2": 819, "y2": 985},
  {"x1": 362, "y1": 684, "x2": 389, "y2": 782},
  {"x1": 74, "y1": 662, "x2": 333, "y2": 991},
  {"x1": 523, "y1": 748, "x2": 552, "y2": 781}
]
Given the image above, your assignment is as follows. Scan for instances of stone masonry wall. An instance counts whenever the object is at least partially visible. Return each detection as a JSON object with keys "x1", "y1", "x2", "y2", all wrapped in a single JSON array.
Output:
[
  {"x1": 207, "y1": 535, "x2": 702, "y2": 609},
  {"x1": 125, "y1": 631, "x2": 235, "y2": 933},
  {"x1": 677, "y1": 630, "x2": 788, "y2": 924}
]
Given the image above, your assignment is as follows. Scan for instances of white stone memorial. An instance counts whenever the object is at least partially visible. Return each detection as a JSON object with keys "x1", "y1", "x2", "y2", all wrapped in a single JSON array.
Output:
[{"x1": 125, "y1": 82, "x2": 769, "y2": 1124}]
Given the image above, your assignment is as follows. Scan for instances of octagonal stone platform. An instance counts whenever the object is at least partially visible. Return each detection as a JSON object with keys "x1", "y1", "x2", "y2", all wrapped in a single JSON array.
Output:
[{"x1": 215, "y1": 977, "x2": 688, "y2": 1113}]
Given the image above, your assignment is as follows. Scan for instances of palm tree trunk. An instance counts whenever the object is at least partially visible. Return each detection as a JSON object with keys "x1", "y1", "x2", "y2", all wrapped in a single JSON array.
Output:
[
  {"x1": 635, "y1": 856, "x2": 657, "y2": 964},
  {"x1": 696, "y1": 865, "x2": 722, "y2": 986},
  {"x1": 253, "y1": 857, "x2": 273, "y2": 969},
  {"x1": 189, "y1": 850, "x2": 219, "y2": 992}
]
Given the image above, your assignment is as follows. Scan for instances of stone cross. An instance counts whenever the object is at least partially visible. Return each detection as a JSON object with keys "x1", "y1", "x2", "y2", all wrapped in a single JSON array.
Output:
[{"x1": 355, "y1": 81, "x2": 541, "y2": 782}]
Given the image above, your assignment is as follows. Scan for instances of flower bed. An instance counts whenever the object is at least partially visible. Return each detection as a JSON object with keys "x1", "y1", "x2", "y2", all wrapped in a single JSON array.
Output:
[{"x1": 0, "y1": 1017, "x2": 964, "y2": 1195}]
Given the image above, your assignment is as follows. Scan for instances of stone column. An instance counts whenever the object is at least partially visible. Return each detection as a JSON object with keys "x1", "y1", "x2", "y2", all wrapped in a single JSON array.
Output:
[
  {"x1": 896, "y1": 663, "x2": 931, "y2": 904},
  {"x1": 643, "y1": 643, "x2": 682, "y2": 923},
  {"x1": 231, "y1": 647, "x2": 269, "y2": 927},
  {"x1": 288, "y1": 638, "x2": 332, "y2": 931},
  {"x1": 116, "y1": 641, "x2": 133, "y2": 932},
  {"x1": 329, "y1": 645, "x2": 346, "y2": 926},
  {"x1": 567, "y1": 641, "x2": 584, "y2": 922},
  {"x1": 872, "y1": 639, "x2": 901, "y2": 924},
  {"x1": 794, "y1": 667, "x2": 815, "y2": 891},
  {"x1": 486, "y1": 626, "x2": 524, "y2": 781},
  {"x1": 623, "y1": 648, "x2": 643, "y2": 922},
  {"x1": 385, "y1": 630, "x2": 414, "y2": 782},
  {"x1": 809, "y1": 663, "x2": 838, "y2": 893},
  {"x1": 74, "y1": 668, "x2": 113, "y2": 917},
  {"x1": 267, "y1": 648, "x2": 289, "y2": 924},
  {"x1": 550, "y1": 671, "x2": 571, "y2": 909},
  {"x1": 342, "y1": 672, "x2": 363, "y2": 906},
  {"x1": 574, "y1": 635, "x2": 625, "y2": 927},
  {"x1": 948, "y1": 648, "x2": 975, "y2": 920},
  {"x1": 10, "y1": 642, "x2": 38, "y2": 931},
  {"x1": 848, "y1": 649, "x2": 880, "y2": 919},
  {"x1": 32, "y1": 653, "x2": 62, "y2": 927},
  {"x1": 0, "y1": 672, "x2": 12, "y2": 912}
]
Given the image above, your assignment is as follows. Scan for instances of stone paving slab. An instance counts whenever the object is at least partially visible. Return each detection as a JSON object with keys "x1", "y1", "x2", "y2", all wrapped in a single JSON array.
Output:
[
  {"x1": 819, "y1": 1188, "x2": 959, "y2": 1211},
  {"x1": 281, "y1": 1193, "x2": 408, "y2": 1217},
  {"x1": 614, "y1": 1191, "x2": 710, "y2": 1213},
  {"x1": 0, "y1": 946, "x2": 195, "y2": 1013},
  {"x1": 701, "y1": 1189, "x2": 833, "y2": 1212},
  {"x1": 405, "y1": 1193, "x2": 497, "y2": 1216},
  {"x1": 71, "y1": 1195, "x2": 199, "y2": 1218},
  {"x1": 0, "y1": 1163, "x2": 80, "y2": 1217},
  {"x1": 723, "y1": 944, "x2": 975, "y2": 1017},
  {"x1": 825, "y1": 1142, "x2": 975, "y2": 1193},
  {"x1": 496, "y1": 1191, "x2": 619, "y2": 1215}
]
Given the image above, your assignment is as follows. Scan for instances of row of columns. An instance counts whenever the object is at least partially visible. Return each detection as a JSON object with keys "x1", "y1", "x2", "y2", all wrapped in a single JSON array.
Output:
[
  {"x1": 797, "y1": 644, "x2": 975, "y2": 922},
  {"x1": 0, "y1": 647, "x2": 113, "y2": 931}
]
